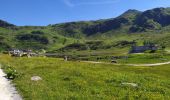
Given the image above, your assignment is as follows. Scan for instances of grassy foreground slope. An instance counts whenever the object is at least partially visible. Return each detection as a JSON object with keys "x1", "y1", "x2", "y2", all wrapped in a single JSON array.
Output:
[{"x1": 0, "y1": 55, "x2": 170, "y2": 100}]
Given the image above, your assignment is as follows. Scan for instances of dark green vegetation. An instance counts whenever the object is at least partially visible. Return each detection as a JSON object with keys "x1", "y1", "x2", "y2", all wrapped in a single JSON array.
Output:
[
  {"x1": 0, "y1": 55, "x2": 170, "y2": 100},
  {"x1": 0, "y1": 19, "x2": 15, "y2": 28},
  {"x1": 1, "y1": 7, "x2": 170, "y2": 55}
]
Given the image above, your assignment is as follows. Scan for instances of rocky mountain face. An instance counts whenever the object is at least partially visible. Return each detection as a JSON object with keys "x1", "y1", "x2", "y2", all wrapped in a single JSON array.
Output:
[{"x1": 130, "y1": 7, "x2": 170, "y2": 32}]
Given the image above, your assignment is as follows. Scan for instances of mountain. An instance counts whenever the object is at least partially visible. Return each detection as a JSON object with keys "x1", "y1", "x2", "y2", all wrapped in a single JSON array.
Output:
[
  {"x1": 51, "y1": 7, "x2": 170, "y2": 35},
  {"x1": 130, "y1": 7, "x2": 170, "y2": 32},
  {"x1": 51, "y1": 9, "x2": 141, "y2": 36},
  {"x1": 1, "y1": 7, "x2": 170, "y2": 52},
  {"x1": 0, "y1": 20, "x2": 15, "y2": 28}
]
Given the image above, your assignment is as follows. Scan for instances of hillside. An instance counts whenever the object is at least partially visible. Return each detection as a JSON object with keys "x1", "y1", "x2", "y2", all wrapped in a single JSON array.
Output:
[
  {"x1": 1, "y1": 7, "x2": 170, "y2": 53},
  {"x1": 50, "y1": 7, "x2": 170, "y2": 36},
  {"x1": 0, "y1": 20, "x2": 15, "y2": 28}
]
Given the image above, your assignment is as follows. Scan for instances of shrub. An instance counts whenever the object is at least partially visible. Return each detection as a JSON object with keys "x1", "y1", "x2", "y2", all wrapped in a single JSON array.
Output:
[
  {"x1": 85, "y1": 41, "x2": 105, "y2": 50},
  {"x1": 0, "y1": 42, "x2": 11, "y2": 51},
  {"x1": 113, "y1": 40, "x2": 135, "y2": 47},
  {"x1": 4, "y1": 66, "x2": 19, "y2": 79},
  {"x1": 60, "y1": 43, "x2": 87, "y2": 51},
  {"x1": 31, "y1": 30, "x2": 45, "y2": 35},
  {"x1": 16, "y1": 34, "x2": 49, "y2": 44}
]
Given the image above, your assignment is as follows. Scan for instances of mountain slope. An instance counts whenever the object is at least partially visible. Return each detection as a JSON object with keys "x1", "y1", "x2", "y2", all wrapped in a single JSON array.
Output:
[
  {"x1": 1, "y1": 7, "x2": 170, "y2": 52},
  {"x1": 51, "y1": 7, "x2": 170, "y2": 35},
  {"x1": 50, "y1": 9, "x2": 141, "y2": 36},
  {"x1": 0, "y1": 20, "x2": 15, "y2": 28},
  {"x1": 130, "y1": 7, "x2": 170, "y2": 32}
]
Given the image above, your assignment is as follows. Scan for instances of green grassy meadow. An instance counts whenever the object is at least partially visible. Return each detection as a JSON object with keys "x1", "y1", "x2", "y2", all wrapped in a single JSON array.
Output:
[
  {"x1": 118, "y1": 53, "x2": 170, "y2": 64},
  {"x1": 0, "y1": 54, "x2": 170, "y2": 100},
  {"x1": 63, "y1": 49, "x2": 170, "y2": 64}
]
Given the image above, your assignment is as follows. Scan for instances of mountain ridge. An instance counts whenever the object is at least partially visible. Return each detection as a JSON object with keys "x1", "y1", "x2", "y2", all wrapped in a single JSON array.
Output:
[
  {"x1": 1, "y1": 7, "x2": 170, "y2": 34},
  {"x1": 1, "y1": 7, "x2": 170, "y2": 51}
]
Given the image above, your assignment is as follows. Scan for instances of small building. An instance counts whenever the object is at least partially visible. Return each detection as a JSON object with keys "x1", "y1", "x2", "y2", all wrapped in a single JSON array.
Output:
[
  {"x1": 130, "y1": 45, "x2": 158, "y2": 53},
  {"x1": 9, "y1": 49, "x2": 24, "y2": 57},
  {"x1": 9, "y1": 49, "x2": 37, "y2": 57}
]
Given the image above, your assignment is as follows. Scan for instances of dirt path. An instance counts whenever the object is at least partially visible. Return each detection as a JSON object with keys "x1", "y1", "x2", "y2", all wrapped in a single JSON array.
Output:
[
  {"x1": 82, "y1": 61, "x2": 170, "y2": 66},
  {"x1": 0, "y1": 68, "x2": 22, "y2": 100},
  {"x1": 126, "y1": 61, "x2": 170, "y2": 66}
]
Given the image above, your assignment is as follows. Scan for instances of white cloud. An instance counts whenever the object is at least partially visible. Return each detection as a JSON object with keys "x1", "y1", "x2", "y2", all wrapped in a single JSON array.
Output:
[
  {"x1": 63, "y1": 0, "x2": 119, "y2": 7},
  {"x1": 63, "y1": 0, "x2": 74, "y2": 7}
]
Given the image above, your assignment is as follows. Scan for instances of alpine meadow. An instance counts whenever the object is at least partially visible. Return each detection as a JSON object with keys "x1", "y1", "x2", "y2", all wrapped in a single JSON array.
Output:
[{"x1": 0, "y1": 1, "x2": 170, "y2": 100}]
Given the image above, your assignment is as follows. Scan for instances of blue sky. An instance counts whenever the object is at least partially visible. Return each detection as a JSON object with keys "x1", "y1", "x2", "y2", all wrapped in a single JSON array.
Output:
[{"x1": 0, "y1": 0, "x2": 170, "y2": 26}]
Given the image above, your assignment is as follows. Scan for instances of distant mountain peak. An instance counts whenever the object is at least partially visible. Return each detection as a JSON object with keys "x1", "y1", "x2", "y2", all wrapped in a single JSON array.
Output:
[
  {"x1": 118, "y1": 9, "x2": 141, "y2": 20},
  {"x1": 124, "y1": 9, "x2": 141, "y2": 14}
]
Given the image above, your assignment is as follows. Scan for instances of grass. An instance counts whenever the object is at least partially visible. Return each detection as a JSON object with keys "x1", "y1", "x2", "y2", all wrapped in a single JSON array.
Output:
[
  {"x1": 63, "y1": 50, "x2": 170, "y2": 64},
  {"x1": 118, "y1": 53, "x2": 170, "y2": 64},
  {"x1": 0, "y1": 54, "x2": 170, "y2": 100}
]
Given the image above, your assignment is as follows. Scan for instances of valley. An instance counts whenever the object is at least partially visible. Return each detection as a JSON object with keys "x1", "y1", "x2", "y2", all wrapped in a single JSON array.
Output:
[{"x1": 0, "y1": 7, "x2": 170, "y2": 100}]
